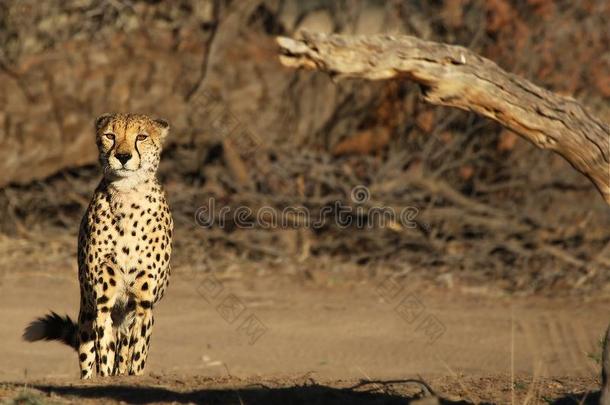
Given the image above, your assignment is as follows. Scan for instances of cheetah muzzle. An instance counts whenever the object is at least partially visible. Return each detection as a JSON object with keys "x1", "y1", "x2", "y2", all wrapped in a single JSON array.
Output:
[{"x1": 23, "y1": 113, "x2": 174, "y2": 379}]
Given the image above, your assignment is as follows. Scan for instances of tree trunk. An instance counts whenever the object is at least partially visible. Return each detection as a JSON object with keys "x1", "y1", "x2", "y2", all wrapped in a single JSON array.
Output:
[{"x1": 602, "y1": 324, "x2": 610, "y2": 405}]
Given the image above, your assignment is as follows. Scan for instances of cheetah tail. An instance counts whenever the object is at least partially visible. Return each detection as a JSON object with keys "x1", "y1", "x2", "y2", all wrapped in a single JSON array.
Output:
[{"x1": 22, "y1": 312, "x2": 78, "y2": 350}]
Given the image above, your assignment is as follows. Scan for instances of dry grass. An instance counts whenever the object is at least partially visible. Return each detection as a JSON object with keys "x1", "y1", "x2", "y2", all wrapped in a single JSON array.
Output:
[{"x1": 1, "y1": 134, "x2": 609, "y2": 297}]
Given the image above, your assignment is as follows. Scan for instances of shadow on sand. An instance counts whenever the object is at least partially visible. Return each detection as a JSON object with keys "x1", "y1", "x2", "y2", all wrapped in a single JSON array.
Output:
[
  {"x1": 550, "y1": 390, "x2": 600, "y2": 405},
  {"x1": 31, "y1": 382, "x2": 486, "y2": 405}
]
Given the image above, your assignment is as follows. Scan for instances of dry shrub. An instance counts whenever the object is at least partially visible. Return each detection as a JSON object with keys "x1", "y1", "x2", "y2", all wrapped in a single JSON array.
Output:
[{"x1": 0, "y1": 0, "x2": 608, "y2": 295}]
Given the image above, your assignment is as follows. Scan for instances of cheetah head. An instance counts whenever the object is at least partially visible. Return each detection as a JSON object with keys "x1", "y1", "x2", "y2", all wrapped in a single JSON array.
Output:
[{"x1": 94, "y1": 113, "x2": 170, "y2": 182}]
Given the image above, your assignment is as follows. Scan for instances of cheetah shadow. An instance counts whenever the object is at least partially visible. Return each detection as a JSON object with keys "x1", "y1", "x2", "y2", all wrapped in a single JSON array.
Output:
[{"x1": 32, "y1": 382, "x2": 483, "y2": 405}]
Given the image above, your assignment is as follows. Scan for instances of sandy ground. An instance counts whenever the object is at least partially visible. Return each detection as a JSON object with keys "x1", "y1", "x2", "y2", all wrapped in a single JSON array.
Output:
[{"x1": 0, "y1": 266, "x2": 607, "y2": 404}]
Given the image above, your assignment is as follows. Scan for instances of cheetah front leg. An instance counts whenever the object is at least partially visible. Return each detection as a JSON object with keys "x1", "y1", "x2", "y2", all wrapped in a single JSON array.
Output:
[
  {"x1": 115, "y1": 313, "x2": 134, "y2": 375},
  {"x1": 126, "y1": 271, "x2": 157, "y2": 375},
  {"x1": 128, "y1": 299, "x2": 154, "y2": 375},
  {"x1": 93, "y1": 309, "x2": 116, "y2": 376},
  {"x1": 93, "y1": 263, "x2": 120, "y2": 376},
  {"x1": 115, "y1": 331, "x2": 130, "y2": 375}
]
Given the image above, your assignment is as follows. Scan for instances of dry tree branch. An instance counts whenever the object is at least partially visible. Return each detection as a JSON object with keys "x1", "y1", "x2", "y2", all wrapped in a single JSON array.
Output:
[{"x1": 276, "y1": 31, "x2": 610, "y2": 204}]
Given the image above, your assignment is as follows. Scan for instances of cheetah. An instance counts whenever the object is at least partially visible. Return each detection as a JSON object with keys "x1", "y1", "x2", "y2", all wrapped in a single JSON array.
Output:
[{"x1": 23, "y1": 113, "x2": 173, "y2": 379}]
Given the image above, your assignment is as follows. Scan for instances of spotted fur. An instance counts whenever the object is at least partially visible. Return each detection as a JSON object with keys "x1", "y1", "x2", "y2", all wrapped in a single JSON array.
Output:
[{"x1": 24, "y1": 113, "x2": 173, "y2": 379}]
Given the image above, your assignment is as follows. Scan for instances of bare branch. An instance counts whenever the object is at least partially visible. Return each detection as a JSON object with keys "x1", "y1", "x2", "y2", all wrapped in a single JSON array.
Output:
[{"x1": 276, "y1": 31, "x2": 610, "y2": 204}]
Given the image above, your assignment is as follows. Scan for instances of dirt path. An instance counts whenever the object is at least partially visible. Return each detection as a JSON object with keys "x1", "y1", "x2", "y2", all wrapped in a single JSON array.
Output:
[{"x1": 1, "y1": 267, "x2": 607, "y2": 403}]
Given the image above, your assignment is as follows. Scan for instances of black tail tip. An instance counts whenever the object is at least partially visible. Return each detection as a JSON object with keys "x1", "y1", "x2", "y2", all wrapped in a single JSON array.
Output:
[{"x1": 23, "y1": 312, "x2": 77, "y2": 350}]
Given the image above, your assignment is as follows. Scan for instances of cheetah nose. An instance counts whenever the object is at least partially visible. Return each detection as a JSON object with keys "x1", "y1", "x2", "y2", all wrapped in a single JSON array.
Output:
[{"x1": 115, "y1": 153, "x2": 132, "y2": 166}]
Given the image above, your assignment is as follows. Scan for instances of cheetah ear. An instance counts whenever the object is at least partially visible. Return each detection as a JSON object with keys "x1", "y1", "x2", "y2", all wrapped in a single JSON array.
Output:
[
  {"x1": 95, "y1": 113, "x2": 113, "y2": 132},
  {"x1": 153, "y1": 118, "x2": 170, "y2": 143}
]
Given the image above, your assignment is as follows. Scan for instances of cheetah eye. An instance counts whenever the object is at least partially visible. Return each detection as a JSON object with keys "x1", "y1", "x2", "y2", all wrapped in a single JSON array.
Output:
[
  {"x1": 104, "y1": 133, "x2": 115, "y2": 141},
  {"x1": 136, "y1": 134, "x2": 148, "y2": 141}
]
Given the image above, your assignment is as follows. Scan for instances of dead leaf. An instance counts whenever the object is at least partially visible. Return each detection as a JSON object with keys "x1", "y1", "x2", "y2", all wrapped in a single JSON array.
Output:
[
  {"x1": 332, "y1": 127, "x2": 391, "y2": 157},
  {"x1": 498, "y1": 129, "x2": 518, "y2": 152}
]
